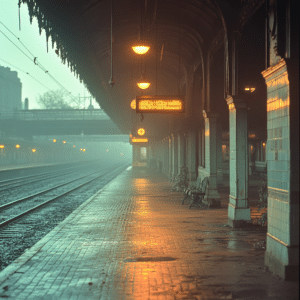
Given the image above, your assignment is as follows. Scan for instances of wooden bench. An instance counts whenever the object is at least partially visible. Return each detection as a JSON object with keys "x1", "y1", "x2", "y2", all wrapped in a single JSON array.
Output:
[{"x1": 182, "y1": 176, "x2": 209, "y2": 209}]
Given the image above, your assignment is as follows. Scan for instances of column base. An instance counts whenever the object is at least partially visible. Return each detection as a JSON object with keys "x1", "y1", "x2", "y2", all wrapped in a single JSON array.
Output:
[
  {"x1": 228, "y1": 203, "x2": 251, "y2": 227},
  {"x1": 203, "y1": 189, "x2": 221, "y2": 208},
  {"x1": 264, "y1": 234, "x2": 299, "y2": 281}
]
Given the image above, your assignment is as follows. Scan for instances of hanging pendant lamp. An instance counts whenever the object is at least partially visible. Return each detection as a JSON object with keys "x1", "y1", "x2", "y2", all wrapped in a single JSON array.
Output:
[
  {"x1": 137, "y1": 74, "x2": 151, "y2": 90},
  {"x1": 132, "y1": 0, "x2": 150, "y2": 55}
]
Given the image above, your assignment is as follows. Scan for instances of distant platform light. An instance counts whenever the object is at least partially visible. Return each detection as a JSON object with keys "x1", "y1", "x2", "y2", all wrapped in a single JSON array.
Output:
[
  {"x1": 245, "y1": 87, "x2": 256, "y2": 92},
  {"x1": 53, "y1": 139, "x2": 57, "y2": 143},
  {"x1": 32, "y1": 149, "x2": 36, "y2": 153},
  {"x1": 83, "y1": 148, "x2": 86, "y2": 152},
  {"x1": 15, "y1": 144, "x2": 20, "y2": 149},
  {"x1": 63, "y1": 140, "x2": 66, "y2": 144},
  {"x1": 0, "y1": 145, "x2": 4, "y2": 149},
  {"x1": 137, "y1": 128, "x2": 145, "y2": 136},
  {"x1": 248, "y1": 134, "x2": 256, "y2": 138},
  {"x1": 136, "y1": 95, "x2": 184, "y2": 113},
  {"x1": 73, "y1": 145, "x2": 76, "y2": 148},
  {"x1": 131, "y1": 99, "x2": 136, "y2": 109}
]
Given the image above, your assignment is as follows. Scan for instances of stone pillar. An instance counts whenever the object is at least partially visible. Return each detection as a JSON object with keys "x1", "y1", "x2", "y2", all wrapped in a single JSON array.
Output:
[
  {"x1": 178, "y1": 134, "x2": 186, "y2": 174},
  {"x1": 168, "y1": 137, "x2": 172, "y2": 178},
  {"x1": 132, "y1": 145, "x2": 139, "y2": 167},
  {"x1": 186, "y1": 130, "x2": 198, "y2": 182},
  {"x1": 217, "y1": 122, "x2": 223, "y2": 185},
  {"x1": 203, "y1": 111, "x2": 221, "y2": 207},
  {"x1": 262, "y1": 59, "x2": 299, "y2": 280},
  {"x1": 172, "y1": 134, "x2": 178, "y2": 178},
  {"x1": 226, "y1": 96, "x2": 250, "y2": 227}
]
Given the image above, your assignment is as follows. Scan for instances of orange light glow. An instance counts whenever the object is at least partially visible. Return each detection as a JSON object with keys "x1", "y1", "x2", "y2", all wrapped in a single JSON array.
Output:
[
  {"x1": 137, "y1": 128, "x2": 145, "y2": 136},
  {"x1": 83, "y1": 148, "x2": 86, "y2": 152},
  {"x1": 63, "y1": 141, "x2": 66, "y2": 144},
  {"x1": 137, "y1": 82, "x2": 151, "y2": 90},
  {"x1": 267, "y1": 96, "x2": 290, "y2": 112},
  {"x1": 132, "y1": 45, "x2": 150, "y2": 55},
  {"x1": 245, "y1": 87, "x2": 256, "y2": 92},
  {"x1": 132, "y1": 138, "x2": 148, "y2": 143},
  {"x1": 73, "y1": 145, "x2": 76, "y2": 148},
  {"x1": 53, "y1": 139, "x2": 56, "y2": 143},
  {"x1": 249, "y1": 134, "x2": 256, "y2": 138},
  {"x1": 130, "y1": 99, "x2": 136, "y2": 109},
  {"x1": 0, "y1": 145, "x2": 4, "y2": 149},
  {"x1": 138, "y1": 100, "x2": 183, "y2": 112},
  {"x1": 228, "y1": 103, "x2": 235, "y2": 110},
  {"x1": 15, "y1": 144, "x2": 20, "y2": 149},
  {"x1": 263, "y1": 143, "x2": 266, "y2": 146},
  {"x1": 32, "y1": 149, "x2": 36, "y2": 153}
]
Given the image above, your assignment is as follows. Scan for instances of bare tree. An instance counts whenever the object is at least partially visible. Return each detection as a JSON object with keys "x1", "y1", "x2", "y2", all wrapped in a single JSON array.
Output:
[{"x1": 36, "y1": 89, "x2": 80, "y2": 109}]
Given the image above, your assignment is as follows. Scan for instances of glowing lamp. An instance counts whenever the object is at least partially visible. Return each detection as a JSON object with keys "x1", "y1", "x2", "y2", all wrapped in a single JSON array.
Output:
[
  {"x1": 245, "y1": 87, "x2": 256, "y2": 92},
  {"x1": 53, "y1": 139, "x2": 56, "y2": 143},
  {"x1": 0, "y1": 145, "x2": 4, "y2": 149},
  {"x1": 32, "y1": 149, "x2": 36, "y2": 153},
  {"x1": 63, "y1": 141, "x2": 66, "y2": 144},
  {"x1": 130, "y1": 99, "x2": 136, "y2": 109},
  {"x1": 15, "y1": 144, "x2": 20, "y2": 149},
  {"x1": 73, "y1": 145, "x2": 76, "y2": 148},
  {"x1": 137, "y1": 128, "x2": 145, "y2": 136},
  {"x1": 132, "y1": 41, "x2": 150, "y2": 55},
  {"x1": 137, "y1": 81, "x2": 151, "y2": 90}
]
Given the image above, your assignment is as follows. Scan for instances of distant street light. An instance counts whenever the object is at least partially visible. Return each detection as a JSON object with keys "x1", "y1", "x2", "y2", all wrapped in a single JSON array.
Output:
[
  {"x1": 15, "y1": 144, "x2": 20, "y2": 148},
  {"x1": 53, "y1": 139, "x2": 57, "y2": 143},
  {"x1": 32, "y1": 149, "x2": 36, "y2": 153}
]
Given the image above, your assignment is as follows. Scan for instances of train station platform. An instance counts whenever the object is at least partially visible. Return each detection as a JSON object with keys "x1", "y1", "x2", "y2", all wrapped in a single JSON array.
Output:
[{"x1": 0, "y1": 167, "x2": 298, "y2": 299}]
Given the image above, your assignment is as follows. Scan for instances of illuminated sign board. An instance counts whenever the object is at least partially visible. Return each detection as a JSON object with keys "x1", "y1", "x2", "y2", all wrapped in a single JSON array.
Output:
[
  {"x1": 131, "y1": 138, "x2": 148, "y2": 143},
  {"x1": 136, "y1": 95, "x2": 184, "y2": 113}
]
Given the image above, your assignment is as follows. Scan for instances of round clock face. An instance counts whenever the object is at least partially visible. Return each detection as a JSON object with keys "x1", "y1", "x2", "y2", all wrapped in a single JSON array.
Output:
[{"x1": 137, "y1": 128, "x2": 145, "y2": 136}]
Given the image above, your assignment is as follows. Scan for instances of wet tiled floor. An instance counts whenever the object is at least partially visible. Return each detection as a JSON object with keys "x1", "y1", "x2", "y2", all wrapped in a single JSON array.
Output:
[{"x1": 0, "y1": 167, "x2": 298, "y2": 299}]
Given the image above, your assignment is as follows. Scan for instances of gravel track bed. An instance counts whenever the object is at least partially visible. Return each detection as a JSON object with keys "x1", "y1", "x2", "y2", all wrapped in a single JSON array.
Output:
[{"x1": 0, "y1": 163, "x2": 129, "y2": 272}]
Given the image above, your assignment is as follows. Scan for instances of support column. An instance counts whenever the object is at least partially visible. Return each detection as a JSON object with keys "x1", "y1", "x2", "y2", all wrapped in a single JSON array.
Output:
[
  {"x1": 172, "y1": 134, "x2": 178, "y2": 179},
  {"x1": 202, "y1": 111, "x2": 221, "y2": 207},
  {"x1": 262, "y1": 59, "x2": 299, "y2": 280},
  {"x1": 132, "y1": 145, "x2": 139, "y2": 167},
  {"x1": 226, "y1": 96, "x2": 250, "y2": 227},
  {"x1": 217, "y1": 122, "x2": 223, "y2": 185},
  {"x1": 168, "y1": 137, "x2": 172, "y2": 178},
  {"x1": 178, "y1": 134, "x2": 186, "y2": 174},
  {"x1": 186, "y1": 130, "x2": 197, "y2": 183}
]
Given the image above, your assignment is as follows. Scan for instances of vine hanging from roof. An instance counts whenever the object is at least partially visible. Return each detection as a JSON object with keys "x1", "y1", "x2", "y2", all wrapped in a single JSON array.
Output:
[{"x1": 20, "y1": 0, "x2": 98, "y2": 101}]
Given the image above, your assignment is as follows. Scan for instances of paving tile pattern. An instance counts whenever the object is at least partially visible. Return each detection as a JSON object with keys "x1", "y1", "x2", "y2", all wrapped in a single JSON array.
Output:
[{"x1": 0, "y1": 167, "x2": 298, "y2": 300}]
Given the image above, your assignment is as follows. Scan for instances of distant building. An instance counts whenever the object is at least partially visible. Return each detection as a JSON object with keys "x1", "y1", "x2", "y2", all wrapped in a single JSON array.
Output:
[{"x1": 0, "y1": 66, "x2": 22, "y2": 114}]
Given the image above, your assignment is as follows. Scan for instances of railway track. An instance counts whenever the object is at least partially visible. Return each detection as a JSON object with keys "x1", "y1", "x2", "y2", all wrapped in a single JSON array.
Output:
[
  {"x1": 0, "y1": 161, "x2": 96, "y2": 192},
  {"x1": 0, "y1": 164, "x2": 126, "y2": 229}
]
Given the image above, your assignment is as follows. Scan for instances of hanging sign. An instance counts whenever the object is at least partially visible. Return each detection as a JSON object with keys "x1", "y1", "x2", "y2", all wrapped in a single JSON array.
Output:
[
  {"x1": 136, "y1": 95, "x2": 184, "y2": 113},
  {"x1": 130, "y1": 137, "x2": 149, "y2": 145}
]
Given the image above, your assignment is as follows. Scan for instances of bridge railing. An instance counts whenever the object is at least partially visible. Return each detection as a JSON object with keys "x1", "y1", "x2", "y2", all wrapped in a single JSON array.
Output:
[{"x1": 0, "y1": 109, "x2": 111, "y2": 120}]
